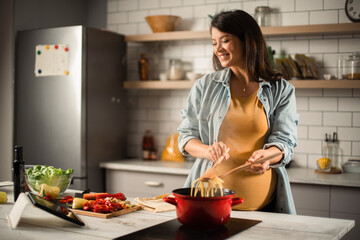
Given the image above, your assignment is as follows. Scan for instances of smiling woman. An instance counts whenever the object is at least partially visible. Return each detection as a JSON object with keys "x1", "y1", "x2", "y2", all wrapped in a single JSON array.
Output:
[{"x1": 178, "y1": 10, "x2": 298, "y2": 215}]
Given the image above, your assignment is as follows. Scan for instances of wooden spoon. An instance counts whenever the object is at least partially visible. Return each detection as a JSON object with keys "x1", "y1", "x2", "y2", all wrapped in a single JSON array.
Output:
[{"x1": 200, "y1": 151, "x2": 283, "y2": 182}]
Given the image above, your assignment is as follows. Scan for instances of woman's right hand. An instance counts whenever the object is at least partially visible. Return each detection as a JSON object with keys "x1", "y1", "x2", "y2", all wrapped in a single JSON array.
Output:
[{"x1": 206, "y1": 142, "x2": 230, "y2": 165}]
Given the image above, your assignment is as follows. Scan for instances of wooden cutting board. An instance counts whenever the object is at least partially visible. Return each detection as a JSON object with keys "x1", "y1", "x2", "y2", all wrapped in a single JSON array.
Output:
[{"x1": 70, "y1": 205, "x2": 142, "y2": 219}]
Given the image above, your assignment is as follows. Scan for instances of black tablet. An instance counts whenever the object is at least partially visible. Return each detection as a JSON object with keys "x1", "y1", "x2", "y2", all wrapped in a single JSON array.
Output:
[{"x1": 27, "y1": 192, "x2": 85, "y2": 226}]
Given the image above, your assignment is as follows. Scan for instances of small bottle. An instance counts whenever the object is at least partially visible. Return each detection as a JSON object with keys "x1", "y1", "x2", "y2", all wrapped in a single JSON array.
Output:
[
  {"x1": 13, "y1": 146, "x2": 25, "y2": 201},
  {"x1": 142, "y1": 130, "x2": 155, "y2": 160},
  {"x1": 138, "y1": 53, "x2": 149, "y2": 81}
]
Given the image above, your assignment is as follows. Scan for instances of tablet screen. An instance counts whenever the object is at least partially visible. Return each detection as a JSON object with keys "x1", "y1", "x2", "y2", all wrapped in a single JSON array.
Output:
[{"x1": 27, "y1": 192, "x2": 85, "y2": 226}]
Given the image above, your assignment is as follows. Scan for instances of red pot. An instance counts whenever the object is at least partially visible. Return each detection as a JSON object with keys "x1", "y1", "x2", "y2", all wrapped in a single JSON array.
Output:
[{"x1": 163, "y1": 188, "x2": 244, "y2": 229}]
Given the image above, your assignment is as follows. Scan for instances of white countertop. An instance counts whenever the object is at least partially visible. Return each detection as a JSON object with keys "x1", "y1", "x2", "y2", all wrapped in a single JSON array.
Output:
[
  {"x1": 0, "y1": 186, "x2": 355, "y2": 240},
  {"x1": 100, "y1": 159, "x2": 360, "y2": 188},
  {"x1": 100, "y1": 159, "x2": 193, "y2": 175}
]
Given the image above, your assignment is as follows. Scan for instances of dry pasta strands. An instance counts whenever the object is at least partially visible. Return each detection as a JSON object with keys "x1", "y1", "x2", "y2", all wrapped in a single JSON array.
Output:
[{"x1": 190, "y1": 176, "x2": 224, "y2": 197}]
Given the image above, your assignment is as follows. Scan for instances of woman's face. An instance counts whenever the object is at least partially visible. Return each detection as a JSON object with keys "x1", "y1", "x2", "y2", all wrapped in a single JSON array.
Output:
[{"x1": 211, "y1": 27, "x2": 243, "y2": 68}]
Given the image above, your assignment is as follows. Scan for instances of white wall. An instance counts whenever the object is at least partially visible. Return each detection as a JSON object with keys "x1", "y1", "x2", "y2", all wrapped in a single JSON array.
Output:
[{"x1": 107, "y1": 0, "x2": 360, "y2": 169}]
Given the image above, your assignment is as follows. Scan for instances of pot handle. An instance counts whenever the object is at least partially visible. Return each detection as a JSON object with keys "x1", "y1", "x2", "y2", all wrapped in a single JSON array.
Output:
[
  {"x1": 163, "y1": 196, "x2": 177, "y2": 206},
  {"x1": 231, "y1": 197, "x2": 244, "y2": 206}
]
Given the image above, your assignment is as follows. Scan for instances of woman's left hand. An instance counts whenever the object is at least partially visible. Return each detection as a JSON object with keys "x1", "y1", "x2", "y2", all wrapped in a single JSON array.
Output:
[{"x1": 246, "y1": 149, "x2": 276, "y2": 175}]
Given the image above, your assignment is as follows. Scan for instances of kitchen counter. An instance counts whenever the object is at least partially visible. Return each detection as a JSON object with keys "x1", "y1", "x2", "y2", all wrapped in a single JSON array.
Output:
[
  {"x1": 100, "y1": 159, "x2": 360, "y2": 188},
  {"x1": 100, "y1": 159, "x2": 192, "y2": 175},
  {"x1": 0, "y1": 185, "x2": 355, "y2": 239},
  {"x1": 287, "y1": 167, "x2": 360, "y2": 187}
]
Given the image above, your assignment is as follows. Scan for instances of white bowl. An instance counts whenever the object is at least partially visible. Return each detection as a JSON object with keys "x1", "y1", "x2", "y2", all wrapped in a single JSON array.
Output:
[
  {"x1": 159, "y1": 72, "x2": 167, "y2": 81},
  {"x1": 186, "y1": 72, "x2": 203, "y2": 81},
  {"x1": 342, "y1": 159, "x2": 360, "y2": 173}
]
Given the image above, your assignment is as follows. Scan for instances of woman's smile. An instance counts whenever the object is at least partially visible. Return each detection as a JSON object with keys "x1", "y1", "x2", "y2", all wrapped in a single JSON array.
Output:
[{"x1": 211, "y1": 27, "x2": 242, "y2": 68}]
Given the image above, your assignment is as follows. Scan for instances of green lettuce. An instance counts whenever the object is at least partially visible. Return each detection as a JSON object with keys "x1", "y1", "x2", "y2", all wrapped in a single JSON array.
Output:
[{"x1": 26, "y1": 165, "x2": 74, "y2": 193}]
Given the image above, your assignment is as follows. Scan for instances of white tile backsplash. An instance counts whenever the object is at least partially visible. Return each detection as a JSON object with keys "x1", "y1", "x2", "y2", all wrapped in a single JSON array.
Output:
[
  {"x1": 295, "y1": 0, "x2": 323, "y2": 11},
  {"x1": 282, "y1": 12, "x2": 309, "y2": 26},
  {"x1": 107, "y1": 0, "x2": 360, "y2": 161},
  {"x1": 339, "y1": 38, "x2": 360, "y2": 53},
  {"x1": 323, "y1": 112, "x2": 352, "y2": 126},
  {"x1": 194, "y1": 4, "x2": 217, "y2": 18},
  {"x1": 171, "y1": 7, "x2": 194, "y2": 19},
  {"x1": 310, "y1": 10, "x2": 338, "y2": 24},
  {"x1": 354, "y1": 113, "x2": 360, "y2": 127},
  {"x1": 283, "y1": 40, "x2": 310, "y2": 54},
  {"x1": 323, "y1": 88, "x2": 353, "y2": 97},
  {"x1": 107, "y1": 0, "x2": 117, "y2": 12},
  {"x1": 107, "y1": 12, "x2": 127, "y2": 24},
  {"x1": 183, "y1": 0, "x2": 206, "y2": 6},
  {"x1": 119, "y1": 0, "x2": 138, "y2": 11},
  {"x1": 308, "y1": 126, "x2": 337, "y2": 139},
  {"x1": 296, "y1": 97, "x2": 308, "y2": 111},
  {"x1": 296, "y1": 139, "x2": 322, "y2": 154},
  {"x1": 298, "y1": 111, "x2": 323, "y2": 125},
  {"x1": 338, "y1": 127, "x2": 360, "y2": 141},
  {"x1": 161, "y1": 0, "x2": 182, "y2": 8},
  {"x1": 352, "y1": 142, "x2": 360, "y2": 156},
  {"x1": 149, "y1": 8, "x2": 171, "y2": 16},
  {"x1": 243, "y1": 1, "x2": 268, "y2": 15},
  {"x1": 324, "y1": 0, "x2": 345, "y2": 9},
  {"x1": 310, "y1": 39, "x2": 338, "y2": 53},
  {"x1": 270, "y1": 0, "x2": 295, "y2": 12},
  {"x1": 148, "y1": 109, "x2": 171, "y2": 121},
  {"x1": 139, "y1": 0, "x2": 159, "y2": 9},
  {"x1": 297, "y1": 125, "x2": 308, "y2": 139},
  {"x1": 339, "y1": 98, "x2": 360, "y2": 112},
  {"x1": 128, "y1": 10, "x2": 148, "y2": 23},
  {"x1": 217, "y1": 3, "x2": 243, "y2": 12},
  {"x1": 309, "y1": 97, "x2": 337, "y2": 111}
]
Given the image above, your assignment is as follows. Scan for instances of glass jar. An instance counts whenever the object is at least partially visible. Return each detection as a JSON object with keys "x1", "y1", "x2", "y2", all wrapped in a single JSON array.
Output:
[
  {"x1": 254, "y1": 6, "x2": 271, "y2": 26},
  {"x1": 336, "y1": 56, "x2": 347, "y2": 79},
  {"x1": 168, "y1": 59, "x2": 183, "y2": 80},
  {"x1": 346, "y1": 52, "x2": 360, "y2": 80}
]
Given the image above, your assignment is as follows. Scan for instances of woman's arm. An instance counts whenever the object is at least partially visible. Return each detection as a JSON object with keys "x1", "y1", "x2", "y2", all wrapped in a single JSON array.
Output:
[
  {"x1": 246, "y1": 147, "x2": 283, "y2": 174},
  {"x1": 184, "y1": 139, "x2": 230, "y2": 164}
]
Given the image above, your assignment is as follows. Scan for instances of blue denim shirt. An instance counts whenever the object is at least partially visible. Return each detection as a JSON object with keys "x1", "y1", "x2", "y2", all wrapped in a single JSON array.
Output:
[{"x1": 178, "y1": 68, "x2": 298, "y2": 214}]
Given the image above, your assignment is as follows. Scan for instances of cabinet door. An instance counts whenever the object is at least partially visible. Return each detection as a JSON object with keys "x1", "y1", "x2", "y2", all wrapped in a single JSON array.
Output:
[
  {"x1": 330, "y1": 186, "x2": 360, "y2": 214},
  {"x1": 330, "y1": 186, "x2": 360, "y2": 240},
  {"x1": 291, "y1": 183, "x2": 330, "y2": 217},
  {"x1": 105, "y1": 169, "x2": 187, "y2": 197}
]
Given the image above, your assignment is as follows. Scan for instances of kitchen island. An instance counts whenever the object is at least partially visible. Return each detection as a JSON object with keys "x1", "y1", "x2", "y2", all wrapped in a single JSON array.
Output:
[{"x1": 0, "y1": 184, "x2": 355, "y2": 239}]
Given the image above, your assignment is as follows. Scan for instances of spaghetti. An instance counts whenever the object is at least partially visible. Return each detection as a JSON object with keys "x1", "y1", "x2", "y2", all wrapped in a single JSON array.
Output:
[{"x1": 190, "y1": 176, "x2": 224, "y2": 197}]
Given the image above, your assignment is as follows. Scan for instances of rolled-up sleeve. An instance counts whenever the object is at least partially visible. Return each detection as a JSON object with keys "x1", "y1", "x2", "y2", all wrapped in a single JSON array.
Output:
[
  {"x1": 177, "y1": 81, "x2": 203, "y2": 156},
  {"x1": 265, "y1": 80, "x2": 299, "y2": 167}
]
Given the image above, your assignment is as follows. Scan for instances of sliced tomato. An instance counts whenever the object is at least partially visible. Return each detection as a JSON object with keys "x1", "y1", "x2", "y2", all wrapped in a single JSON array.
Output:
[{"x1": 93, "y1": 204, "x2": 110, "y2": 213}]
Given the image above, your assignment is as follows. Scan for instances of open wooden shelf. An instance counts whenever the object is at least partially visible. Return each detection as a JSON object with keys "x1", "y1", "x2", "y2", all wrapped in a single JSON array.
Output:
[
  {"x1": 125, "y1": 23, "x2": 360, "y2": 42},
  {"x1": 124, "y1": 80, "x2": 195, "y2": 89},
  {"x1": 124, "y1": 80, "x2": 360, "y2": 89}
]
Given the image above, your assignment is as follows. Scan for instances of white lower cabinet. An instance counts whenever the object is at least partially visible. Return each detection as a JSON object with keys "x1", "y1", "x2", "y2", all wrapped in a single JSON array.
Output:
[
  {"x1": 105, "y1": 169, "x2": 188, "y2": 197},
  {"x1": 291, "y1": 183, "x2": 360, "y2": 239}
]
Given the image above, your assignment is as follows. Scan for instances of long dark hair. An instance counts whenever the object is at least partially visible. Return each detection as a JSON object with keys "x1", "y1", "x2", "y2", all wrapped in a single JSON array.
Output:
[{"x1": 210, "y1": 10, "x2": 282, "y2": 82}]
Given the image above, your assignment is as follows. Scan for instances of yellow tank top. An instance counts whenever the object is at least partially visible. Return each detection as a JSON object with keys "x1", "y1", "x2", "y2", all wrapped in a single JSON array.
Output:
[{"x1": 217, "y1": 88, "x2": 277, "y2": 210}]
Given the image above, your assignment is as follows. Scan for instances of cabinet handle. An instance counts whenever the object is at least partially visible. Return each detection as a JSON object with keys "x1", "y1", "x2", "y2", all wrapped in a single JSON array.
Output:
[{"x1": 144, "y1": 181, "x2": 163, "y2": 187}]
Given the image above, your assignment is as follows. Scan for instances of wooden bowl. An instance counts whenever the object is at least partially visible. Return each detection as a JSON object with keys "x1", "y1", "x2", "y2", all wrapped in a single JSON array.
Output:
[{"x1": 145, "y1": 15, "x2": 181, "y2": 33}]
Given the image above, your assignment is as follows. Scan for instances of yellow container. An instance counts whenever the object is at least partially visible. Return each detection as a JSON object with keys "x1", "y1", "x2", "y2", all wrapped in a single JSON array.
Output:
[{"x1": 161, "y1": 133, "x2": 184, "y2": 162}]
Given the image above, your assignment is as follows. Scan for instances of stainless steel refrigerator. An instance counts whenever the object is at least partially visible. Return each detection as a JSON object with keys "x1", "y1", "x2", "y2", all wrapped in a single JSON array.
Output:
[{"x1": 14, "y1": 26, "x2": 127, "y2": 192}]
